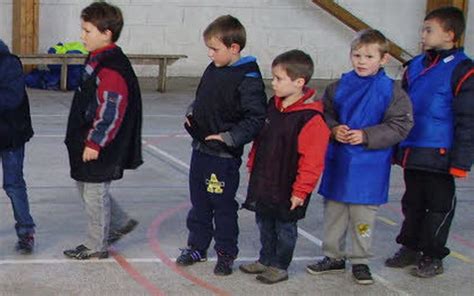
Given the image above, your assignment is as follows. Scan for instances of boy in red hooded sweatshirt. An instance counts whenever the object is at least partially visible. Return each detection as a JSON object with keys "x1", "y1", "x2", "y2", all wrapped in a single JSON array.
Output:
[{"x1": 240, "y1": 49, "x2": 330, "y2": 284}]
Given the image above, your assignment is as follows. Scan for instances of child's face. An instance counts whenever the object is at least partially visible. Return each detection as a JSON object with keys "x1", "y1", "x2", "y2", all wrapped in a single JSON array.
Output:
[
  {"x1": 205, "y1": 37, "x2": 240, "y2": 67},
  {"x1": 80, "y1": 20, "x2": 112, "y2": 52},
  {"x1": 421, "y1": 19, "x2": 455, "y2": 51},
  {"x1": 271, "y1": 65, "x2": 304, "y2": 99},
  {"x1": 350, "y1": 44, "x2": 388, "y2": 77}
]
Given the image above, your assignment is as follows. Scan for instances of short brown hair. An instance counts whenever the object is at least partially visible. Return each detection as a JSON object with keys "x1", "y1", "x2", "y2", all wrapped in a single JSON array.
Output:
[
  {"x1": 81, "y1": 2, "x2": 124, "y2": 42},
  {"x1": 351, "y1": 29, "x2": 389, "y2": 56},
  {"x1": 425, "y1": 6, "x2": 465, "y2": 42},
  {"x1": 203, "y1": 15, "x2": 246, "y2": 50},
  {"x1": 272, "y1": 50, "x2": 314, "y2": 84}
]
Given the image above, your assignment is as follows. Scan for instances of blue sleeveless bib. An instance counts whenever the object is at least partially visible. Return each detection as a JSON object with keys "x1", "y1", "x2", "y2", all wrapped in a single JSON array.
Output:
[{"x1": 319, "y1": 70, "x2": 394, "y2": 204}]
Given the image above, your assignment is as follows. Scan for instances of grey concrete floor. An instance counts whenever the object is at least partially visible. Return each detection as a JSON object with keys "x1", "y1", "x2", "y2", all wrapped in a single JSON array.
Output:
[{"x1": 0, "y1": 78, "x2": 473, "y2": 295}]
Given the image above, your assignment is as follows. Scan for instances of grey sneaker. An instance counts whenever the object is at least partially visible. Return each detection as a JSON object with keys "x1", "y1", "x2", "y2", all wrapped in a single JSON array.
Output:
[
  {"x1": 306, "y1": 256, "x2": 346, "y2": 274},
  {"x1": 410, "y1": 256, "x2": 443, "y2": 278},
  {"x1": 239, "y1": 261, "x2": 268, "y2": 274},
  {"x1": 352, "y1": 264, "x2": 374, "y2": 285},
  {"x1": 256, "y1": 266, "x2": 288, "y2": 284},
  {"x1": 385, "y1": 246, "x2": 421, "y2": 268}
]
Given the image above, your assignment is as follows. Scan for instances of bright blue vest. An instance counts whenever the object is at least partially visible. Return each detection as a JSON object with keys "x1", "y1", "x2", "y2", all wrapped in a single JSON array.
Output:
[
  {"x1": 319, "y1": 70, "x2": 394, "y2": 204},
  {"x1": 400, "y1": 50, "x2": 468, "y2": 148}
]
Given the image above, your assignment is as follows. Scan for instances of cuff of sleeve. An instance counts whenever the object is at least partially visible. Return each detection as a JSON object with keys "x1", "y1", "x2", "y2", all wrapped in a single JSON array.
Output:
[
  {"x1": 450, "y1": 167, "x2": 468, "y2": 178},
  {"x1": 220, "y1": 132, "x2": 235, "y2": 147},
  {"x1": 292, "y1": 190, "x2": 307, "y2": 200},
  {"x1": 85, "y1": 140, "x2": 101, "y2": 152}
]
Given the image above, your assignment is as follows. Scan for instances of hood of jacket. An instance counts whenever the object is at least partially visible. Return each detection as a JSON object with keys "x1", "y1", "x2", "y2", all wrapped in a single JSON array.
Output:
[{"x1": 274, "y1": 87, "x2": 323, "y2": 113}]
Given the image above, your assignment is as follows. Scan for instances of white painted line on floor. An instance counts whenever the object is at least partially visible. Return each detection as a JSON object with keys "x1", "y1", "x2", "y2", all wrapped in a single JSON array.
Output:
[
  {"x1": 0, "y1": 256, "x2": 321, "y2": 265},
  {"x1": 143, "y1": 143, "x2": 412, "y2": 296}
]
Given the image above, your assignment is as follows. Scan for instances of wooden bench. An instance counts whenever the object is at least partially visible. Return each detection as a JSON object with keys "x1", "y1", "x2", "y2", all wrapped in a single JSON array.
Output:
[{"x1": 18, "y1": 53, "x2": 187, "y2": 92}]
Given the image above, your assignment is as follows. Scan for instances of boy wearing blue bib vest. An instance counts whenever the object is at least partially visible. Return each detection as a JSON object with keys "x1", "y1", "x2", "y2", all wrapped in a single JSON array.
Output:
[
  {"x1": 385, "y1": 7, "x2": 474, "y2": 278},
  {"x1": 306, "y1": 29, "x2": 413, "y2": 285},
  {"x1": 178, "y1": 15, "x2": 267, "y2": 276}
]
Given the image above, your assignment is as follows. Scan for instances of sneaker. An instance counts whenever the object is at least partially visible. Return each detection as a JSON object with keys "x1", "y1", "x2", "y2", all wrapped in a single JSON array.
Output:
[
  {"x1": 410, "y1": 256, "x2": 443, "y2": 278},
  {"x1": 256, "y1": 266, "x2": 288, "y2": 284},
  {"x1": 352, "y1": 264, "x2": 374, "y2": 285},
  {"x1": 108, "y1": 219, "x2": 139, "y2": 244},
  {"x1": 176, "y1": 247, "x2": 207, "y2": 266},
  {"x1": 63, "y1": 244, "x2": 109, "y2": 260},
  {"x1": 16, "y1": 234, "x2": 34, "y2": 255},
  {"x1": 214, "y1": 252, "x2": 234, "y2": 276},
  {"x1": 306, "y1": 256, "x2": 346, "y2": 274},
  {"x1": 239, "y1": 261, "x2": 268, "y2": 274},
  {"x1": 385, "y1": 246, "x2": 421, "y2": 268}
]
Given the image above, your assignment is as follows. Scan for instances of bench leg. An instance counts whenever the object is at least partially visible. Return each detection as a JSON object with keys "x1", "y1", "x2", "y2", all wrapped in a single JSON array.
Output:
[
  {"x1": 158, "y1": 59, "x2": 168, "y2": 92},
  {"x1": 61, "y1": 62, "x2": 68, "y2": 91}
]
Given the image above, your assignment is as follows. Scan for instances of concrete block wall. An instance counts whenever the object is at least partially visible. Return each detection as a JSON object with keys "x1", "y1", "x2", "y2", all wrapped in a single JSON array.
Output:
[{"x1": 1, "y1": 0, "x2": 473, "y2": 79}]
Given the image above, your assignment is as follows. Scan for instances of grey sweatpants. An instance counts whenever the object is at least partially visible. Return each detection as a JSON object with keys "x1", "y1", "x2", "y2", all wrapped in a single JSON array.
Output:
[
  {"x1": 322, "y1": 199, "x2": 379, "y2": 265},
  {"x1": 76, "y1": 181, "x2": 130, "y2": 252}
]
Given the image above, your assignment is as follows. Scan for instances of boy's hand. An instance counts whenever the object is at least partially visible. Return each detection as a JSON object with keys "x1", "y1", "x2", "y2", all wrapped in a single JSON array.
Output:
[
  {"x1": 82, "y1": 147, "x2": 99, "y2": 162},
  {"x1": 205, "y1": 134, "x2": 224, "y2": 142},
  {"x1": 332, "y1": 125, "x2": 350, "y2": 143},
  {"x1": 290, "y1": 195, "x2": 304, "y2": 211},
  {"x1": 346, "y1": 129, "x2": 364, "y2": 145}
]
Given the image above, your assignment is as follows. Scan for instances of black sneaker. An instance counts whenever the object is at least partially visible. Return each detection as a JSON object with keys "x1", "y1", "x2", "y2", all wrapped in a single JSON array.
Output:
[
  {"x1": 176, "y1": 247, "x2": 207, "y2": 266},
  {"x1": 352, "y1": 264, "x2": 374, "y2": 285},
  {"x1": 410, "y1": 256, "x2": 443, "y2": 278},
  {"x1": 214, "y1": 252, "x2": 234, "y2": 276},
  {"x1": 63, "y1": 244, "x2": 109, "y2": 260},
  {"x1": 385, "y1": 246, "x2": 421, "y2": 268},
  {"x1": 108, "y1": 219, "x2": 139, "y2": 244},
  {"x1": 306, "y1": 256, "x2": 346, "y2": 274},
  {"x1": 16, "y1": 234, "x2": 34, "y2": 255}
]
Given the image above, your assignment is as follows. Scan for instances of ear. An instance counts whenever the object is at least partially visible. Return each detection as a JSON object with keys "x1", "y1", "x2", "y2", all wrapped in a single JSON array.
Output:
[
  {"x1": 103, "y1": 29, "x2": 113, "y2": 41},
  {"x1": 229, "y1": 43, "x2": 241, "y2": 54},
  {"x1": 380, "y1": 53, "x2": 390, "y2": 65},
  {"x1": 294, "y1": 77, "x2": 306, "y2": 88},
  {"x1": 446, "y1": 30, "x2": 456, "y2": 43}
]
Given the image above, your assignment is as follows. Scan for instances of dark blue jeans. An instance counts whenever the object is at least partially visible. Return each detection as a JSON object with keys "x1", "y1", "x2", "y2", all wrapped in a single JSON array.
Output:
[
  {"x1": 186, "y1": 150, "x2": 241, "y2": 257},
  {"x1": 1, "y1": 145, "x2": 35, "y2": 237},
  {"x1": 256, "y1": 213, "x2": 298, "y2": 270}
]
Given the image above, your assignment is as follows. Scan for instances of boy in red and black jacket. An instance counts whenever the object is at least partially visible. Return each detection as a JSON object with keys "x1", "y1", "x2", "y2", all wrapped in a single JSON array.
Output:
[
  {"x1": 240, "y1": 50, "x2": 330, "y2": 284},
  {"x1": 386, "y1": 6, "x2": 474, "y2": 278},
  {"x1": 63, "y1": 2, "x2": 142, "y2": 260}
]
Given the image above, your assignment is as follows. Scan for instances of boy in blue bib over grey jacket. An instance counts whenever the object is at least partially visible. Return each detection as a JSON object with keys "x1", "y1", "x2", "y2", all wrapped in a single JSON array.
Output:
[{"x1": 306, "y1": 29, "x2": 413, "y2": 285}]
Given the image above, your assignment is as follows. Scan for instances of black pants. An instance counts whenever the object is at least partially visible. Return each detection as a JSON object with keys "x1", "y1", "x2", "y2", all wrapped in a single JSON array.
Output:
[
  {"x1": 186, "y1": 150, "x2": 241, "y2": 257},
  {"x1": 396, "y1": 169, "x2": 456, "y2": 259}
]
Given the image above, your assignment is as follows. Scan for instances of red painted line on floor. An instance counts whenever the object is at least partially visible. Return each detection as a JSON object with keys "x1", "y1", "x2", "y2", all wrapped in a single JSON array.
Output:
[
  {"x1": 110, "y1": 248, "x2": 165, "y2": 296},
  {"x1": 147, "y1": 201, "x2": 230, "y2": 296},
  {"x1": 383, "y1": 203, "x2": 474, "y2": 250}
]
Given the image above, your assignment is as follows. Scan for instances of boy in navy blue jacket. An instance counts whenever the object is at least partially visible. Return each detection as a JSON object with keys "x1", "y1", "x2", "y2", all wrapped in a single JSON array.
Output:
[
  {"x1": 385, "y1": 6, "x2": 474, "y2": 278},
  {"x1": 178, "y1": 15, "x2": 267, "y2": 276},
  {"x1": 0, "y1": 39, "x2": 35, "y2": 254}
]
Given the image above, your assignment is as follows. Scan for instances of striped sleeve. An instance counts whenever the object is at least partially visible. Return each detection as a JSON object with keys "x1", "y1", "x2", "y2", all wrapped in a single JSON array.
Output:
[{"x1": 85, "y1": 68, "x2": 128, "y2": 151}]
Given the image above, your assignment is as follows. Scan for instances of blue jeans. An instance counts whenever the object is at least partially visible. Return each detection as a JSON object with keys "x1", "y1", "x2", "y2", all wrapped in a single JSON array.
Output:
[
  {"x1": 1, "y1": 145, "x2": 35, "y2": 237},
  {"x1": 256, "y1": 213, "x2": 298, "y2": 270}
]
